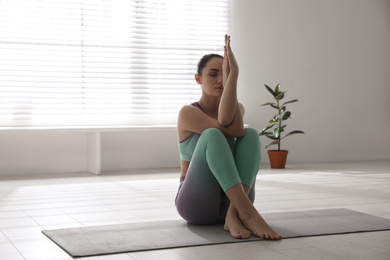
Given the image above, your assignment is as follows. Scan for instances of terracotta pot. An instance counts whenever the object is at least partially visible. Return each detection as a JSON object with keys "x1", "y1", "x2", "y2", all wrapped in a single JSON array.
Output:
[{"x1": 267, "y1": 150, "x2": 288, "y2": 169}]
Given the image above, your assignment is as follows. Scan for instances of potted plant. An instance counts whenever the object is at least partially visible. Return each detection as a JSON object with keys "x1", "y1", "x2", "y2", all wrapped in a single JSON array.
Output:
[{"x1": 259, "y1": 83, "x2": 304, "y2": 168}]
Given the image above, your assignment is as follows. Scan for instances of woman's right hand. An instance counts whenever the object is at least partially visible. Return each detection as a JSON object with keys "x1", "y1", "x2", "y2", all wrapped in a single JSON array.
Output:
[
  {"x1": 222, "y1": 35, "x2": 230, "y2": 86},
  {"x1": 224, "y1": 34, "x2": 239, "y2": 78},
  {"x1": 218, "y1": 34, "x2": 242, "y2": 127}
]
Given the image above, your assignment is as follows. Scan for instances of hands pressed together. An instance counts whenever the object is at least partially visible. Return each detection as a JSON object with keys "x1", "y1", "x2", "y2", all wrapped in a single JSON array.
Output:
[{"x1": 222, "y1": 34, "x2": 239, "y2": 86}]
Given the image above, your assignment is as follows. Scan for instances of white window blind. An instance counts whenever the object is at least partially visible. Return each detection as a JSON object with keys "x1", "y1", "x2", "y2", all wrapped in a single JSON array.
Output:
[{"x1": 0, "y1": 0, "x2": 230, "y2": 127}]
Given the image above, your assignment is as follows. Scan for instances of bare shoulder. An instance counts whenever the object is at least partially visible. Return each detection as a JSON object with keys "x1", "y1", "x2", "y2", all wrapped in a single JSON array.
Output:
[
  {"x1": 179, "y1": 104, "x2": 197, "y2": 116},
  {"x1": 177, "y1": 105, "x2": 201, "y2": 141},
  {"x1": 178, "y1": 105, "x2": 200, "y2": 124},
  {"x1": 178, "y1": 104, "x2": 221, "y2": 137}
]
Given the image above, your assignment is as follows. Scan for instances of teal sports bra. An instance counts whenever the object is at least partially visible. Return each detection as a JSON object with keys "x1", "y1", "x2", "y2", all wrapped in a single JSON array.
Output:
[{"x1": 179, "y1": 132, "x2": 200, "y2": 162}]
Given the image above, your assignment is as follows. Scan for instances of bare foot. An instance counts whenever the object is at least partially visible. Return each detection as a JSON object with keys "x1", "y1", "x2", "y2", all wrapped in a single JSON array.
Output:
[
  {"x1": 224, "y1": 208, "x2": 252, "y2": 239},
  {"x1": 240, "y1": 210, "x2": 282, "y2": 240}
]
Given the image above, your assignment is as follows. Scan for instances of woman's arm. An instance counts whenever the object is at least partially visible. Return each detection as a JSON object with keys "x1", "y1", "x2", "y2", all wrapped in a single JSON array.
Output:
[
  {"x1": 178, "y1": 103, "x2": 245, "y2": 140},
  {"x1": 218, "y1": 35, "x2": 240, "y2": 126}
]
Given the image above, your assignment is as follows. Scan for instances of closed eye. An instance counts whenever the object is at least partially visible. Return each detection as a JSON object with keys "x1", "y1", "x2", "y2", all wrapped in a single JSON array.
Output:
[{"x1": 208, "y1": 68, "x2": 219, "y2": 77}]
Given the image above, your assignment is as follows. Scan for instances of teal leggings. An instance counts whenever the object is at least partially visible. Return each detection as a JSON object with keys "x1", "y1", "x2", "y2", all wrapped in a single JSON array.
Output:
[{"x1": 175, "y1": 128, "x2": 261, "y2": 224}]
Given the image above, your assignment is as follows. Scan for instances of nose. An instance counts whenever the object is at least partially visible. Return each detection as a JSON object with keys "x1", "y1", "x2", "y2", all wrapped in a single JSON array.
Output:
[{"x1": 217, "y1": 74, "x2": 223, "y2": 83}]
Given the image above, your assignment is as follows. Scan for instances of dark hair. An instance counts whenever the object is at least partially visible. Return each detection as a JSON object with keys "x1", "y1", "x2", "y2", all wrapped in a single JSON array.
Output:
[{"x1": 197, "y1": 54, "x2": 223, "y2": 75}]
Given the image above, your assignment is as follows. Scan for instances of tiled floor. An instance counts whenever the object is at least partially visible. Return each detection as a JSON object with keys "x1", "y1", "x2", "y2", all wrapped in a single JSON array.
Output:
[{"x1": 0, "y1": 161, "x2": 389, "y2": 260}]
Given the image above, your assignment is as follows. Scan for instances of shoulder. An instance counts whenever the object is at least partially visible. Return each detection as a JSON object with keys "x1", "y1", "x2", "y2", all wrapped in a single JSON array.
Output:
[
  {"x1": 177, "y1": 105, "x2": 203, "y2": 141},
  {"x1": 179, "y1": 104, "x2": 195, "y2": 113},
  {"x1": 178, "y1": 104, "x2": 202, "y2": 118}
]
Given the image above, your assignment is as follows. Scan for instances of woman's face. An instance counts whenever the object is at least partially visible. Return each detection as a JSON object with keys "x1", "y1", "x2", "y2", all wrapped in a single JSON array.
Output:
[{"x1": 197, "y1": 57, "x2": 224, "y2": 97}]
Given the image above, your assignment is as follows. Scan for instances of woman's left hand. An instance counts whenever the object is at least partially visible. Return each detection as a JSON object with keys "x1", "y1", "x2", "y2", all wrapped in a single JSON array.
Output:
[
  {"x1": 222, "y1": 35, "x2": 230, "y2": 86},
  {"x1": 218, "y1": 35, "x2": 242, "y2": 127},
  {"x1": 224, "y1": 34, "x2": 239, "y2": 78}
]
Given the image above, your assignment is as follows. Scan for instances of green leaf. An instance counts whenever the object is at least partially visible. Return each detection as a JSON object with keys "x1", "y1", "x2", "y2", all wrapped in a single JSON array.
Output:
[
  {"x1": 264, "y1": 84, "x2": 276, "y2": 97},
  {"x1": 269, "y1": 118, "x2": 278, "y2": 124},
  {"x1": 275, "y1": 83, "x2": 281, "y2": 96},
  {"x1": 266, "y1": 140, "x2": 280, "y2": 149},
  {"x1": 273, "y1": 127, "x2": 281, "y2": 138},
  {"x1": 280, "y1": 106, "x2": 286, "y2": 113},
  {"x1": 259, "y1": 132, "x2": 279, "y2": 140},
  {"x1": 260, "y1": 102, "x2": 277, "y2": 108},
  {"x1": 281, "y1": 130, "x2": 305, "y2": 139},
  {"x1": 275, "y1": 92, "x2": 285, "y2": 101},
  {"x1": 279, "y1": 126, "x2": 285, "y2": 132},
  {"x1": 282, "y1": 111, "x2": 291, "y2": 120},
  {"x1": 259, "y1": 131, "x2": 272, "y2": 136},
  {"x1": 260, "y1": 124, "x2": 275, "y2": 134},
  {"x1": 282, "y1": 99, "x2": 298, "y2": 106},
  {"x1": 265, "y1": 134, "x2": 279, "y2": 140}
]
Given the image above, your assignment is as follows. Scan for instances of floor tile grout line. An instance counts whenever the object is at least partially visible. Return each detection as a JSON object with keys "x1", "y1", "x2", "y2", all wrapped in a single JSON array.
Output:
[{"x1": 1, "y1": 229, "x2": 28, "y2": 260}]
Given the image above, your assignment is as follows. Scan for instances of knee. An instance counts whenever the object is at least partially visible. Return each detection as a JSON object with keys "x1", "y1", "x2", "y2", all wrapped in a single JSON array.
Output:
[
  {"x1": 199, "y1": 128, "x2": 227, "y2": 146},
  {"x1": 244, "y1": 128, "x2": 258, "y2": 136},
  {"x1": 202, "y1": 128, "x2": 224, "y2": 138},
  {"x1": 244, "y1": 128, "x2": 262, "y2": 147}
]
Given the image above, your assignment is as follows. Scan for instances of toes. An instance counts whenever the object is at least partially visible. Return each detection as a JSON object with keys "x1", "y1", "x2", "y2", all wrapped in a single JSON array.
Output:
[
  {"x1": 273, "y1": 232, "x2": 282, "y2": 240},
  {"x1": 238, "y1": 231, "x2": 251, "y2": 240},
  {"x1": 258, "y1": 232, "x2": 281, "y2": 240},
  {"x1": 243, "y1": 232, "x2": 251, "y2": 239},
  {"x1": 230, "y1": 230, "x2": 251, "y2": 240}
]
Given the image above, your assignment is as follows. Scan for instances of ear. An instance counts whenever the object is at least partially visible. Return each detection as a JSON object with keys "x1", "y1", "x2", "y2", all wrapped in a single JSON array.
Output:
[{"x1": 194, "y1": 73, "x2": 201, "y2": 84}]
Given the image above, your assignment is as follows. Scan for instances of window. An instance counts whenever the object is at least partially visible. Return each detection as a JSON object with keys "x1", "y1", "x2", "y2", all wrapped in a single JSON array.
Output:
[{"x1": 0, "y1": 0, "x2": 230, "y2": 127}]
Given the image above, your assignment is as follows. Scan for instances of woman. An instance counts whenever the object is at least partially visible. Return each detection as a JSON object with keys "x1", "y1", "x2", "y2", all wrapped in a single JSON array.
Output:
[{"x1": 175, "y1": 35, "x2": 281, "y2": 240}]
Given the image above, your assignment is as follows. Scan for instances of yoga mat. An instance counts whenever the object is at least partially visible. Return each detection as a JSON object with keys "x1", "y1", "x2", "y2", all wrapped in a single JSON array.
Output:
[{"x1": 42, "y1": 208, "x2": 390, "y2": 257}]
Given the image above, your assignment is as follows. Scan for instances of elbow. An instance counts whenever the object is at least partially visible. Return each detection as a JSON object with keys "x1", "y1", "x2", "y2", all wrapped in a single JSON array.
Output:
[
  {"x1": 229, "y1": 126, "x2": 245, "y2": 138},
  {"x1": 218, "y1": 118, "x2": 233, "y2": 127},
  {"x1": 236, "y1": 127, "x2": 245, "y2": 138}
]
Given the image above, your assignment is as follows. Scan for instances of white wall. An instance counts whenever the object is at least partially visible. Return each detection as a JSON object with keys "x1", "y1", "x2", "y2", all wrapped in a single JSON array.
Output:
[
  {"x1": 0, "y1": 0, "x2": 389, "y2": 175},
  {"x1": 232, "y1": 0, "x2": 390, "y2": 163}
]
